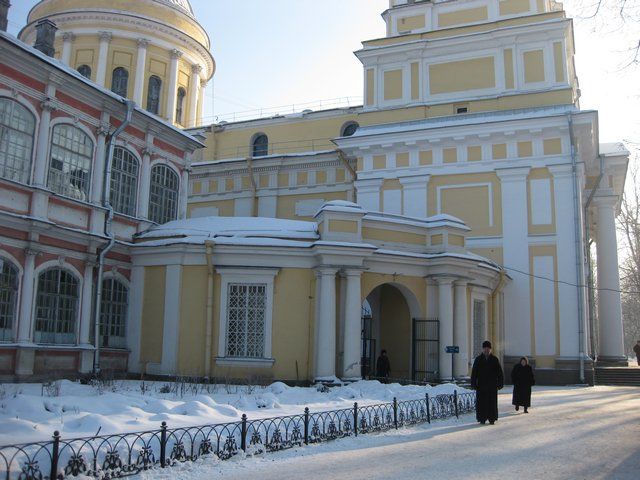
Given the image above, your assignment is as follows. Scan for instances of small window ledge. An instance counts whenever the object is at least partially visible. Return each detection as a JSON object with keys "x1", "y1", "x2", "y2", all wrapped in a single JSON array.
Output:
[{"x1": 214, "y1": 357, "x2": 275, "y2": 368}]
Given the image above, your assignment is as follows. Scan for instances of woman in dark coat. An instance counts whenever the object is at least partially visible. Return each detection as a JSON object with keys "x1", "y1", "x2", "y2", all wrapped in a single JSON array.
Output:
[
  {"x1": 470, "y1": 341, "x2": 504, "y2": 425},
  {"x1": 511, "y1": 357, "x2": 535, "y2": 413}
]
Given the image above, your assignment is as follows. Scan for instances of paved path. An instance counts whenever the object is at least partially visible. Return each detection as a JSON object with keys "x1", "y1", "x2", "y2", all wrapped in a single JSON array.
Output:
[{"x1": 146, "y1": 386, "x2": 640, "y2": 480}]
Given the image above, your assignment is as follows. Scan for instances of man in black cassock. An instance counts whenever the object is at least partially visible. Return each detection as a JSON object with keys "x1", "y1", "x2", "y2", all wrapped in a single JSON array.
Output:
[{"x1": 470, "y1": 340, "x2": 504, "y2": 425}]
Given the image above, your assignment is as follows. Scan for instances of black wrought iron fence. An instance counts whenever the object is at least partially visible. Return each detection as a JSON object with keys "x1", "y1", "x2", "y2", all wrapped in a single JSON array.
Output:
[{"x1": 0, "y1": 390, "x2": 474, "y2": 479}]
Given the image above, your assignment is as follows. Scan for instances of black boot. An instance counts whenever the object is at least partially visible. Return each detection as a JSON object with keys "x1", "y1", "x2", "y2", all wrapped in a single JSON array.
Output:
[
  {"x1": 515, "y1": 405, "x2": 519, "y2": 411},
  {"x1": 524, "y1": 407, "x2": 528, "y2": 413}
]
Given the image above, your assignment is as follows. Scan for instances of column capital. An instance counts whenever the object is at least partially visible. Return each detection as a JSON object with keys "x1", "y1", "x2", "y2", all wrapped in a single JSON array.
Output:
[
  {"x1": 24, "y1": 248, "x2": 40, "y2": 257},
  {"x1": 340, "y1": 268, "x2": 365, "y2": 278},
  {"x1": 399, "y1": 174, "x2": 430, "y2": 188},
  {"x1": 40, "y1": 98, "x2": 57, "y2": 112},
  {"x1": 61, "y1": 32, "x2": 76, "y2": 42},
  {"x1": 98, "y1": 31, "x2": 112, "y2": 42},
  {"x1": 191, "y1": 64, "x2": 203, "y2": 75},
  {"x1": 136, "y1": 38, "x2": 149, "y2": 48},
  {"x1": 96, "y1": 122, "x2": 110, "y2": 137},
  {"x1": 454, "y1": 279, "x2": 470, "y2": 288},
  {"x1": 170, "y1": 49, "x2": 183, "y2": 59},
  {"x1": 142, "y1": 146, "x2": 154, "y2": 157},
  {"x1": 547, "y1": 164, "x2": 573, "y2": 178},
  {"x1": 593, "y1": 195, "x2": 618, "y2": 209},
  {"x1": 315, "y1": 266, "x2": 339, "y2": 277},
  {"x1": 431, "y1": 275, "x2": 457, "y2": 286},
  {"x1": 496, "y1": 166, "x2": 530, "y2": 182}
]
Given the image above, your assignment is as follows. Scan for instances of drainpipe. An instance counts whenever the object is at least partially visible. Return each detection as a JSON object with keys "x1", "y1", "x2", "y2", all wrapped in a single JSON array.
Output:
[
  {"x1": 93, "y1": 100, "x2": 135, "y2": 374},
  {"x1": 204, "y1": 240, "x2": 215, "y2": 379},
  {"x1": 583, "y1": 154, "x2": 605, "y2": 359},
  {"x1": 567, "y1": 113, "x2": 586, "y2": 383}
]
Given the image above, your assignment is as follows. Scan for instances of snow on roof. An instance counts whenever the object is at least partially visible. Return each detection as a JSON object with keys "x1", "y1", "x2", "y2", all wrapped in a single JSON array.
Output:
[
  {"x1": 316, "y1": 200, "x2": 366, "y2": 216},
  {"x1": 600, "y1": 142, "x2": 630, "y2": 157},
  {"x1": 136, "y1": 216, "x2": 320, "y2": 242},
  {"x1": 0, "y1": 31, "x2": 203, "y2": 147}
]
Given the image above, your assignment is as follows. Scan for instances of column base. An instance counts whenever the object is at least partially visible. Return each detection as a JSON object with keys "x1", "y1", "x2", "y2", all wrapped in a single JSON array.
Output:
[
  {"x1": 340, "y1": 376, "x2": 362, "y2": 383},
  {"x1": 596, "y1": 356, "x2": 629, "y2": 367},
  {"x1": 15, "y1": 347, "x2": 36, "y2": 376}
]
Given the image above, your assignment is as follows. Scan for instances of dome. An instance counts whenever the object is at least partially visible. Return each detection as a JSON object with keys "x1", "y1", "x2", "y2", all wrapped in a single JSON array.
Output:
[{"x1": 154, "y1": 0, "x2": 194, "y2": 17}]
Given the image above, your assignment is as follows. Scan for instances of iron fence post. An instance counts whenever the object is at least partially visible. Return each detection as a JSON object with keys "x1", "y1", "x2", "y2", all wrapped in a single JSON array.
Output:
[
  {"x1": 160, "y1": 421, "x2": 167, "y2": 468},
  {"x1": 304, "y1": 407, "x2": 309, "y2": 445},
  {"x1": 353, "y1": 402, "x2": 358, "y2": 437},
  {"x1": 241, "y1": 414, "x2": 247, "y2": 452},
  {"x1": 50, "y1": 430, "x2": 60, "y2": 480},
  {"x1": 426, "y1": 393, "x2": 431, "y2": 424},
  {"x1": 393, "y1": 397, "x2": 398, "y2": 429},
  {"x1": 454, "y1": 390, "x2": 459, "y2": 419}
]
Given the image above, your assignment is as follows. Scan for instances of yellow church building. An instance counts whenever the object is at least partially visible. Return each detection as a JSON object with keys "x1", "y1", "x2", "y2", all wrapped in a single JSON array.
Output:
[{"x1": 2, "y1": 0, "x2": 629, "y2": 384}]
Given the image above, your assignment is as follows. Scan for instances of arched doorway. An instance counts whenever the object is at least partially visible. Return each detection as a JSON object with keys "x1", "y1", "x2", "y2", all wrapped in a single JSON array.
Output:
[{"x1": 362, "y1": 283, "x2": 420, "y2": 380}]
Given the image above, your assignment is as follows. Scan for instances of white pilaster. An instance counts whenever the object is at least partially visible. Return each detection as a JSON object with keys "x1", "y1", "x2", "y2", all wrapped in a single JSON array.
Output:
[
  {"x1": 437, "y1": 277, "x2": 454, "y2": 380},
  {"x1": 61, "y1": 32, "x2": 75, "y2": 65},
  {"x1": 161, "y1": 264, "x2": 182, "y2": 374},
  {"x1": 179, "y1": 164, "x2": 189, "y2": 220},
  {"x1": 133, "y1": 39, "x2": 148, "y2": 106},
  {"x1": 96, "y1": 32, "x2": 112, "y2": 88},
  {"x1": 497, "y1": 167, "x2": 531, "y2": 356},
  {"x1": 79, "y1": 262, "x2": 94, "y2": 346},
  {"x1": 453, "y1": 281, "x2": 469, "y2": 377},
  {"x1": 32, "y1": 87, "x2": 56, "y2": 188},
  {"x1": 355, "y1": 178, "x2": 383, "y2": 212},
  {"x1": 399, "y1": 175, "x2": 429, "y2": 218},
  {"x1": 17, "y1": 249, "x2": 37, "y2": 343},
  {"x1": 315, "y1": 267, "x2": 338, "y2": 380},
  {"x1": 188, "y1": 64, "x2": 201, "y2": 128},
  {"x1": 165, "y1": 49, "x2": 182, "y2": 123},
  {"x1": 138, "y1": 136, "x2": 153, "y2": 219},
  {"x1": 197, "y1": 80, "x2": 207, "y2": 125},
  {"x1": 127, "y1": 265, "x2": 145, "y2": 373},
  {"x1": 342, "y1": 269, "x2": 362, "y2": 380},
  {"x1": 91, "y1": 113, "x2": 110, "y2": 204},
  {"x1": 595, "y1": 195, "x2": 626, "y2": 362}
]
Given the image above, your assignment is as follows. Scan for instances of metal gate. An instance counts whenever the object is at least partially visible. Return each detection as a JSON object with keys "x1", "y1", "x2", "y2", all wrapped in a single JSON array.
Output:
[
  {"x1": 412, "y1": 318, "x2": 439, "y2": 382},
  {"x1": 361, "y1": 308, "x2": 376, "y2": 379}
]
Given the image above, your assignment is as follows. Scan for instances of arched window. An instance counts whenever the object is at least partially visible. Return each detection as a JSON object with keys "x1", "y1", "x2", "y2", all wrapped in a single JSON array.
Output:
[
  {"x1": 77, "y1": 65, "x2": 92, "y2": 79},
  {"x1": 48, "y1": 124, "x2": 93, "y2": 201},
  {"x1": 147, "y1": 75, "x2": 162, "y2": 115},
  {"x1": 341, "y1": 122, "x2": 359, "y2": 137},
  {"x1": 175, "y1": 87, "x2": 186, "y2": 125},
  {"x1": 100, "y1": 277, "x2": 128, "y2": 348},
  {"x1": 149, "y1": 164, "x2": 179, "y2": 224},
  {"x1": 252, "y1": 133, "x2": 268, "y2": 157},
  {"x1": 0, "y1": 257, "x2": 19, "y2": 342},
  {"x1": 111, "y1": 67, "x2": 129, "y2": 97},
  {"x1": 34, "y1": 268, "x2": 79, "y2": 344},
  {"x1": 0, "y1": 98, "x2": 35, "y2": 184},
  {"x1": 110, "y1": 147, "x2": 139, "y2": 216}
]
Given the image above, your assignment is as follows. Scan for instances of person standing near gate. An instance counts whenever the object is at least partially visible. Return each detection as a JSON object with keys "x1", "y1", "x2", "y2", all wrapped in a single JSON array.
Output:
[
  {"x1": 470, "y1": 340, "x2": 504, "y2": 425},
  {"x1": 376, "y1": 349, "x2": 391, "y2": 383},
  {"x1": 634, "y1": 340, "x2": 640, "y2": 366},
  {"x1": 511, "y1": 357, "x2": 535, "y2": 413}
]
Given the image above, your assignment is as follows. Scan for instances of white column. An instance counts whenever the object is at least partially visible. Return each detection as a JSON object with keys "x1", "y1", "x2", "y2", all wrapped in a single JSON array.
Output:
[
  {"x1": 437, "y1": 277, "x2": 454, "y2": 380},
  {"x1": 133, "y1": 39, "x2": 148, "y2": 106},
  {"x1": 453, "y1": 281, "x2": 469, "y2": 377},
  {"x1": 161, "y1": 264, "x2": 182, "y2": 374},
  {"x1": 32, "y1": 87, "x2": 56, "y2": 187},
  {"x1": 342, "y1": 269, "x2": 362, "y2": 380},
  {"x1": 165, "y1": 49, "x2": 182, "y2": 123},
  {"x1": 549, "y1": 164, "x2": 581, "y2": 357},
  {"x1": 179, "y1": 166, "x2": 189, "y2": 219},
  {"x1": 595, "y1": 196, "x2": 626, "y2": 363},
  {"x1": 400, "y1": 175, "x2": 429, "y2": 218},
  {"x1": 96, "y1": 32, "x2": 112, "y2": 87},
  {"x1": 127, "y1": 265, "x2": 145, "y2": 373},
  {"x1": 497, "y1": 167, "x2": 531, "y2": 356},
  {"x1": 315, "y1": 267, "x2": 338, "y2": 380},
  {"x1": 138, "y1": 137, "x2": 153, "y2": 219},
  {"x1": 17, "y1": 249, "x2": 37, "y2": 343},
  {"x1": 79, "y1": 262, "x2": 94, "y2": 346},
  {"x1": 197, "y1": 80, "x2": 207, "y2": 126},
  {"x1": 61, "y1": 32, "x2": 75, "y2": 65},
  {"x1": 187, "y1": 64, "x2": 201, "y2": 128},
  {"x1": 91, "y1": 113, "x2": 110, "y2": 204}
]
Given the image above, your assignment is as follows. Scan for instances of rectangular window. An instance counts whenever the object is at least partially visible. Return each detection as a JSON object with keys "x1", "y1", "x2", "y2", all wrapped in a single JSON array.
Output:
[{"x1": 226, "y1": 283, "x2": 266, "y2": 358}]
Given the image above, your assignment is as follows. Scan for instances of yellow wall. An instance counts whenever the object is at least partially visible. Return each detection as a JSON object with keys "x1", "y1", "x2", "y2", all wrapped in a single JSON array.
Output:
[
  {"x1": 553, "y1": 42, "x2": 565, "y2": 82},
  {"x1": 374, "y1": 155, "x2": 387, "y2": 170},
  {"x1": 443, "y1": 147, "x2": 458, "y2": 164},
  {"x1": 276, "y1": 191, "x2": 348, "y2": 221},
  {"x1": 527, "y1": 168, "x2": 556, "y2": 235},
  {"x1": 140, "y1": 266, "x2": 166, "y2": 365},
  {"x1": 366, "y1": 69, "x2": 375, "y2": 106},
  {"x1": 411, "y1": 62, "x2": 420, "y2": 100},
  {"x1": 396, "y1": 152, "x2": 410, "y2": 168},
  {"x1": 438, "y1": 7, "x2": 488, "y2": 28},
  {"x1": 362, "y1": 227, "x2": 426, "y2": 246},
  {"x1": 524, "y1": 50, "x2": 545, "y2": 83},
  {"x1": 518, "y1": 141, "x2": 533, "y2": 157},
  {"x1": 467, "y1": 146, "x2": 482, "y2": 162},
  {"x1": 492, "y1": 143, "x2": 507, "y2": 160},
  {"x1": 384, "y1": 69, "x2": 404, "y2": 101},
  {"x1": 543, "y1": 138, "x2": 562, "y2": 155},
  {"x1": 329, "y1": 219, "x2": 359, "y2": 233},
  {"x1": 177, "y1": 266, "x2": 208, "y2": 375},
  {"x1": 420, "y1": 150, "x2": 433, "y2": 165},
  {"x1": 187, "y1": 198, "x2": 235, "y2": 217},
  {"x1": 499, "y1": 0, "x2": 531, "y2": 16},
  {"x1": 429, "y1": 57, "x2": 496, "y2": 94},
  {"x1": 398, "y1": 14, "x2": 426, "y2": 32}
]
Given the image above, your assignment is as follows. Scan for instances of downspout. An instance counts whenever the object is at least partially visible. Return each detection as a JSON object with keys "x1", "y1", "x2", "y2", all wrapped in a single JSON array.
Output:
[
  {"x1": 583, "y1": 154, "x2": 605, "y2": 359},
  {"x1": 567, "y1": 112, "x2": 586, "y2": 383},
  {"x1": 337, "y1": 150, "x2": 357, "y2": 182},
  {"x1": 204, "y1": 240, "x2": 215, "y2": 379},
  {"x1": 93, "y1": 100, "x2": 135, "y2": 374},
  {"x1": 245, "y1": 156, "x2": 258, "y2": 216}
]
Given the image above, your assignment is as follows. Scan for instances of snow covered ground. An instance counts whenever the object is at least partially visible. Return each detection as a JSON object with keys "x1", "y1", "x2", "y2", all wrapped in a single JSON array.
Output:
[
  {"x1": 0, "y1": 380, "x2": 465, "y2": 445},
  {"x1": 136, "y1": 386, "x2": 640, "y2": 480}
]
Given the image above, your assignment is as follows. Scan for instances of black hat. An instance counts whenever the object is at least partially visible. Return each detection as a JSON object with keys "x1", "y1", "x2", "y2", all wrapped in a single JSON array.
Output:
[{"x1": 482, "y1": 340, "x2": 492, "y2": 349}]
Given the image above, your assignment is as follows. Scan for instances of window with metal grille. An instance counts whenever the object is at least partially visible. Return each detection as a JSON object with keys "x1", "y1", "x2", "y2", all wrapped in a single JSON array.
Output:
[
  {"x1": 251, "y1": 133, "x2": 268, "y2": 157},
  {"x1": 99, "y1": 277, "x2": 128, "y2": 348},
  {"x1": 147, "y1": 75, "x2": 162, "y2": 115},
  {"x1": 48, "y1": 124, "x2": 93, "y2": 201},
  {"x1": 0, "y1": 98, "x2": 35, "y2": 184},
  {"x1": 111, "y1": 67, "x2": 129, "y2": 97},
  {"x1": 176, "y1": 87, "x2": 186, "y2": 125},
  {"x1": 226, "y1": 283, "x2": 266, "y2": 358},
  {"x1": 35, "y1": 268, "x2": 79, "y2": 344},
  {"x1": 0, "y1": 257, "x2": 19, "y2": 342},
  {"x1": 110, "y1": 147, "x2": 139, "y2": 216},
  {"x1": 77, "y1": 64, "x2": 92, "y2": 79},
  {"x1": 149, "y1": 164, "x2": 179, "y2": 224}
]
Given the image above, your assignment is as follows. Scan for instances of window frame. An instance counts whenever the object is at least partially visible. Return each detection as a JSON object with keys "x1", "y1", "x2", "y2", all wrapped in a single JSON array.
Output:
[
  {"x1": 111, "y1": 67, "x2": 129, "y2": 97},
  {"x1": 0, "y1": 97, "x2": 36, "y2": 185},
  {"x1": 340, "y1": 121, "x2": 359, "y2": 137},
  {"x1": 147, "y1": 75, "x2": 163, "y2": 115},
  {"x1": 47, "y1": 122, "x2": 94, "y2": 201},
  {"x1": 77, "y1": 64, "x2": 92, "y2": 79},
  {"x1": 148, "y1": 162, "x2": 179, "y2": 224},
  {"x1": 216, "y1": 268, "x2": 278, "y2": 367},
  {"x1": 110, "y1": 146, "x2": 139, "y2": 217},
  {"x1": 99, "y1": 275, "x2": 129, "y2": 349},
  {"x1": 34, "y1": 266, "x2": 80, "y2": 345},
  {"x1": 251, "y1": 133, "x2": 268, "y2": 157},
  {"x1": 0, "y1": 255, "x2": 20, "y2": 342}
]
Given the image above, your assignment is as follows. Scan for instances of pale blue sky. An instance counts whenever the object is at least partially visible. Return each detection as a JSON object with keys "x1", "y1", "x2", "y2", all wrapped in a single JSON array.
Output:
[{"x1": 6, "y1": 0, "x2": 638, "y2": 145}]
